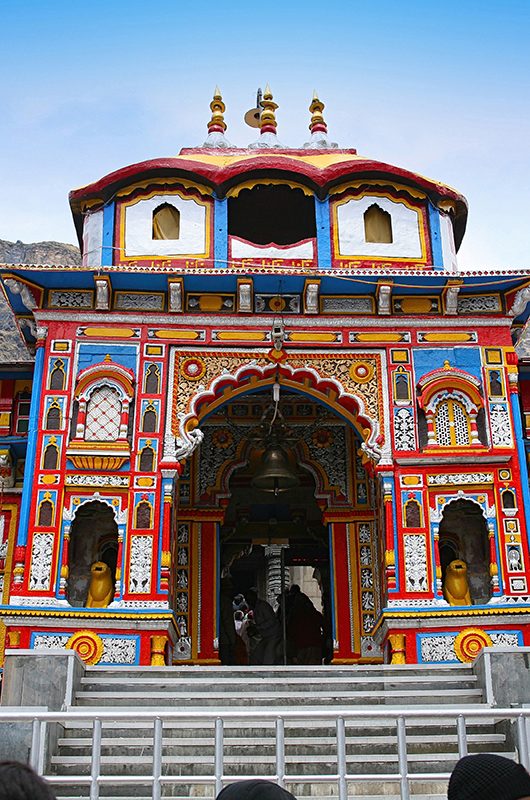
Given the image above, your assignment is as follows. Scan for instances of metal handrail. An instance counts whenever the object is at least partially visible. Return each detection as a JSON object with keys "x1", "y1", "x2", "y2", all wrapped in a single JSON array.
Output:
[{"x1": 1, "y1": 707, "x2": 529, "y2": 800}]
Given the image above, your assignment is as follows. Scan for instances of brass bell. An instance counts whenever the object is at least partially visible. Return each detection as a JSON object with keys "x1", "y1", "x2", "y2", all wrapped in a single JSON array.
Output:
[{"x1": 251, "y1": 441, "x2": 300, "y2": 495}]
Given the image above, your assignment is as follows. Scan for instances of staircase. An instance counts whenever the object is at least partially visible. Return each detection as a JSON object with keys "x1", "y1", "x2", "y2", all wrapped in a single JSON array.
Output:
[{"x1": 48, "y1": 663, "x2": 516, "y2": 800}]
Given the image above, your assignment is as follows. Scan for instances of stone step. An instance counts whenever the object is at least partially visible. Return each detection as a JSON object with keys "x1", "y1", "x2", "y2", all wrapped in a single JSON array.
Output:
[
  {"x1": 50, "y1": 749, "x2": 514, "y2": 770},
  {"x1": 74, "y1": 688, "x2": 484, "y2": 707},
  {"x1": 58, "y1": 732, "x2": 505, "y2": 750},
  {"x1": 79, "y1": 674, "x2": 478, "y2": 689},
  {"x1": 85, "y1": 664, "x2": 473, "y2": 678}
]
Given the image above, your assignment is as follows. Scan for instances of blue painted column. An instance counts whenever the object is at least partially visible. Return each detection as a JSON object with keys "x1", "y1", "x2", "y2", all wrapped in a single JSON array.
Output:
[
  {"x1": 428, "y1": 203, "x2": 443, "y2": 269},
  {"x1": 101, "y1": 202, "x2": 115, "y2": 266},
  {"x1": 315, "y1": 197, "x2": 332, "y2": 269},
  {"x1": 214, "y1": 197, "x2": 228, "y2": 269},
  {"x1": 17, "y1": 336, "x2": 46, "y2": 546},
  {"x1": 510, "y1": 390, "x2": 530, "y2": 540}
]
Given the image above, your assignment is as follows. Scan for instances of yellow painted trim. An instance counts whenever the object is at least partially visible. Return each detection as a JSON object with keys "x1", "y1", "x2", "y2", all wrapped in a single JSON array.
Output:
[
  {"x1": 153, "y1": 330, "x2": 202, "y2": 340},
  {"x1": 82, "y1": 327, "x2": 137, "y2": 338},
  {"x1": 288, "y1": 332, "x2": 339, "y2": 343},
  {"x1": 332, "y1": 189, "x2": 428, "y2": 264},
  {"x1": 115, "y1": 177, "x2": 213, "y2": 199},
  {"x1": 329, "y1": 180, "x2": 427, "y2": 200},
  {"x1": 118, "y1": 186, "x2": 212, "y2": 262},
  {"x1": 215, "y1": 331, "x2": 268, "y2": 341},
  {"x1": 226, "y1": 178, "x2": 314, "y2": 198},
  {"x1": 0, "y1": 607, "x2": 175, "y2": 620},
  {"x1": 421, "y1": 332, "x2": 475, "y2": 342},
  {"x1": 355, "y1": 332, "x2": 405, "y2": 342}
]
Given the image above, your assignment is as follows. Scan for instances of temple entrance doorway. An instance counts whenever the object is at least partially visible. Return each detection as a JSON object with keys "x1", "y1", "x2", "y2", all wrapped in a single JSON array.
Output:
[{"x1": 183, "y1": 385, "x2": 378, "y2": 666}]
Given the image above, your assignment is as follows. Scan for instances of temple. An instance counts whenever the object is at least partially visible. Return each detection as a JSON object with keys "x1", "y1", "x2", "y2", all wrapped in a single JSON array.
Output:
[{"x1": 1, "y1": 88, "x2": 530, "y2": 668}]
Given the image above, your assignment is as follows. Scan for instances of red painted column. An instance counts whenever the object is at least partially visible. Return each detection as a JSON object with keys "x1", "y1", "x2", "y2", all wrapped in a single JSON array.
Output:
[{"x1": 330, "y1": 521, "x2": 356, "y2": 662}]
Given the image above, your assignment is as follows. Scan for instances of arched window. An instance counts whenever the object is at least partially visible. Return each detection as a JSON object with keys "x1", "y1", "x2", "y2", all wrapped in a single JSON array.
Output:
[
  {"x1": 49, "y1": 360, "x2": 66, "y2": 391},
  {"x1": 139, "y1": 445, "x2": 155, "y2": 473},
  {"x1": 85, "y1": 386, "x2": 121, "y2": 441},
  {"x1": 394, "y1": 371, "x2": 410, "y2": 402},
  {"x1": 43, "y1": 442, "x2": 59, "y2": 470},
  {"x1": 434, "y1": 400, "x2": 470, "y2": 446},
  {"x1": 501, "y1": 489, "x2": 516, "y2": 510},
  {"x1": 364, "y1": 204, "x2": 393, "y2": 243},
  {"x1": 152, "y1": 204, "x2": 180, "y2": 240},
  {"x1": 488, "y1": 370, "x2": 503, "y2": 397},
  {"x1": 145, "y1": 364, "x2": 160, "y2": 394},
  {"x1": 142, "y1": 405, "x2": 157, "y2": 433},
  {"x1": 404, "y1": 499, "x2": 422, "y2": 528},
  {"x1": 37, "y1": 497, "x2": 54, "y2": 526},
  {"x1": 136, "y1": 500, "x2": 152, "y2": 529},
  {"x1": 46, "y1": 401, "x2": 62, "y2": 431}
]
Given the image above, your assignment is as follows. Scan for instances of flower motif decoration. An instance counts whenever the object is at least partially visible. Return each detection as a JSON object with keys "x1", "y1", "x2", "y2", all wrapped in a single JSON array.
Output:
[
  {"x1": 349, "y1": 361, "x2": 375, "y2": 384},
  {"x1": 180, "y1": 357, "x2": 206, "y2": 381},
  {"x1": 66, "y1": 630, "x2": 104, "y2": 665},
  {"x1": 212, "y1": 428, "x2": 233, "y2": 450},
  {"x1": 312, "y1": 427, "x2": 334, "y2": 449},
  {"x1": 454, "y1": 627, "x2": 492, "y2": 663}
]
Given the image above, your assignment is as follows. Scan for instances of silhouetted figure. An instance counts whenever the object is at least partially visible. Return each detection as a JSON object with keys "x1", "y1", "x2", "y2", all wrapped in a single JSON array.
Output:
[
  {"x1": 448, "y1": 753, "x2": 530, "y2": 800},
  {"x1": 245, "y1": 589, "x2": 281, "y2": 665},
  {"x1": 286, "y1": 584, "x2": 323, "y2": 664},
  {"x1": 216, "y1": 779, "x2": 297, "y2": 800},
  {"x1": 0, "y1": 761, "x2": 57, "y2": 800},
  {"x1": 218, "y1": 577, "x2": 236, "y2": 665}
]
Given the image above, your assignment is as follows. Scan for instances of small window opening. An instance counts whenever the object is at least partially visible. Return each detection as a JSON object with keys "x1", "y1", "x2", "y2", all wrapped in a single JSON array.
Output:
[
  {"x1": 152, "y1": 204, "x2": 180, "y2": 240},
  {"x1": 228, "y1": 185, "x2": 316, "y2": 245},
  {"x1": 364, "y1": 204, "x2": 393, "y2": 243},
  {"x1": 50, "y1": 361, "x2": 66, "y2": 391},
  {"x1": 489, "y1": 370, "x2": 503, "y2": 396},
  {"x1": 145, "y1": 364, "x2": 160, "y2": 395},
  {"x1": 46, "y1": 402, "x2": 62, "y2": 431},
  {"x1": 394, "y1": 372, "x2": 410, "y2": 402},
  {"x1": 14, "y1": 391, "x2": 31, "y2": 435},
  {"x1": 139, "y1": 445, "x2": 155, "y2": 473},
  {"x1": 142, "y1": 406, "x2": 157, "y2": 433},
  {"x1": 136, "y1": 500, "x2": 152, "y2": 529},
  {"x1": 405, "y1": 499, "x2": 422, "y2": 528},
  {"x1": 38, "y1": 498, "x2": 53, "y2": 527},
  {"x1": 43, "y1": 443, "x2": 59, "y2": 470},
  {"x1": 501, "y1": 489, "x2": 516, "y2": 509}
]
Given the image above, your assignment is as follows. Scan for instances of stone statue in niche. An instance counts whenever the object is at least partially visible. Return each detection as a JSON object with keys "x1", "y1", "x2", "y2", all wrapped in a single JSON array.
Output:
[
  {"x1": 443, "y1": 559, "x2": 472, "y2": 606},
  {"x1": 66, "y1": 500, "x2": 119, "y2": 607},
  {"x1": 86, "y1": 561, "x2": 114, "y2": 607}
]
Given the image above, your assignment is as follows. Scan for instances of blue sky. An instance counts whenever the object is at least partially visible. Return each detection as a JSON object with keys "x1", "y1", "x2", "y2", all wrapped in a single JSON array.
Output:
[{"x1": 1, "y1": 0, "x2": 530, "y2": 269}]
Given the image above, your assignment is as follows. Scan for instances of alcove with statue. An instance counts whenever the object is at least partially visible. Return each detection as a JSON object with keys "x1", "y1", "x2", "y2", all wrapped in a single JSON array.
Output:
[
  {"x1": 66, "y1": 500, "x2": 119, "y2": 607},
  {"x1": 439, "y1": 498, "x2": 491, "y2": 605}
]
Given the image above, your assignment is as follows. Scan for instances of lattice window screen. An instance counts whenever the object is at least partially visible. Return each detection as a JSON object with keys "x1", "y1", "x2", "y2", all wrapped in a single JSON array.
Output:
[
  {"x1": 85, "y1": 386, "x2": 121, "y2": 441},
  {"x1": 453, "y1": 402, "x2": 470, "y2": 445},
  {"x1": 435, "y1": 402, "x2": 451, "y2": 446}
]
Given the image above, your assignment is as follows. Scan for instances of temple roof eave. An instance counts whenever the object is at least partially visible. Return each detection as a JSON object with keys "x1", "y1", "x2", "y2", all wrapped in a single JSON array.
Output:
[{"x1": 68, "y1": 151, "x2": 469, "y2": 250}]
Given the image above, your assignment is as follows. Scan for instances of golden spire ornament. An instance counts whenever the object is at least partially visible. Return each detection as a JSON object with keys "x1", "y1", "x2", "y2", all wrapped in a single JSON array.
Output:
[
  {"x1": 304, "y1": 91, "x2": 338, "y2": 149},
  {"x1": 259, "y1": 84, "x2": 278, "y2": 135},
  {"x1": 203, "y1": 87, "x2": 232, "y2": 148}
]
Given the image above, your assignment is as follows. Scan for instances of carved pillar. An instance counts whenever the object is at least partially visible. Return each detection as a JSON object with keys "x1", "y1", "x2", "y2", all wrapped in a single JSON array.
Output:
[
  {"x1": 58, "y1": 525, "x2": 71, "y2": 598},
  {"x1": 433, "y1": 524, "x2": 443, "y2": 596},
  {"x1": 114, "y1": 529, "x2": 124, "y2": 599},
  {"x1": 160, "y1": 474, "x2": 174, "y2": 594},
  {"x1": 488, "y1": 522, "x2": 500, "y2": 593},
  {"x1": 383, "y1": 479, "x2": 396, "y2": 591},
  {"x1": 263, "y1": 544, "x2": 289, "y2": 609},
  {"x1": 389, "y1": 633, "x2": 406, "y2": 664},
  {"x1": 150, "y1": 634, "x2": 167, "y2": 666}
]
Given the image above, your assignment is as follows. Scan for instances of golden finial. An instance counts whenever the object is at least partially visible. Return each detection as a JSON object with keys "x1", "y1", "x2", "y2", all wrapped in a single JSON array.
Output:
[
  {"x1": 259, "y1": 84, "x2": 278, "y2": 135},
  {"x1": 104, "y1": 353, "x2": 112, "y2": 363},
  {"x1": 309, "y1": 91, "x2": 328, "y2": 134},
  {"x1": 207, "y1": 87, "x2": 227, "y2": 134}
]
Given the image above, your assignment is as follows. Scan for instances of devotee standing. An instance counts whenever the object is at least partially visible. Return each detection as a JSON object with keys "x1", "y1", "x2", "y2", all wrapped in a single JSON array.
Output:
[{"x1": 245, "y1": 589, "x2": 282, "y2": 665}]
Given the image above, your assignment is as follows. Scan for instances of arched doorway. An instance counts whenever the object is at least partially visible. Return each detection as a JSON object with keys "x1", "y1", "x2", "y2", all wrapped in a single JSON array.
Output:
[
  {"x1": 66, "y1": 500, "x2": 118, "y2": 607},
  {"x1": 439, "y1": 498, "x2": 491, "y2": 604},
  {"x1": 176, "y1": 384, "x2": 379, "y2": 664}
]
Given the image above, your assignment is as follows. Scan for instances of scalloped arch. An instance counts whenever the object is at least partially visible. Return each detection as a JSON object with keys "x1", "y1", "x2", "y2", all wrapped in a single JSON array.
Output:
[{"x1": 183, "y1": 361, "x2": 380, "y2": 456}]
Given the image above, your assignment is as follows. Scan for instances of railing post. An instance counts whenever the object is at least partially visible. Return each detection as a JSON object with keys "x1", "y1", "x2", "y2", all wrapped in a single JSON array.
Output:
[
  {"x1": 516, "y1": 714, "x2": 530, "y2": 771},
  {"x1": 396, "y1": 716, "x2": 410, "y2": 800},
  {"x1": 152, "y1": 717, "x2": 163, "y2": 800},
  {"x1": 90, "y1": 717, "x2": 102, "y2": 800},
  {"x1": 215, "y1": 717, "x2": 224, "y2": 797},
  {"x1": 276, "y1": 717, "x2": 285, "y2": 787},
  {"x1": 29, "y1": 718, "x2": 41, "y2": 772},
  {"x1": 336, "y1": 716, "x2": 347, "y2": 800},
  {"x1": 456, "y1": 714, "x2": 468, "y2": 758}
]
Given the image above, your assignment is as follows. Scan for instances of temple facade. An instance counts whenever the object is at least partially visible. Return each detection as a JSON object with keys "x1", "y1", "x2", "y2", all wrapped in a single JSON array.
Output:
[{"x1": 1, "y1": 89, "x2": 530, "y2": 668}]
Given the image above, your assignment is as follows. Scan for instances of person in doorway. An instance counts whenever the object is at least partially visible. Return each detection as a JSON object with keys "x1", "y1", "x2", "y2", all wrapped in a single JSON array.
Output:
[
  {"x1": 218, "y1": 577, "x2": 237, "y2": 665},
  {"x1": 216, "y1": 779, "x2": 297, "y2": 800},
  {"x1": 0, "y1": 761, "x2": 57, "y2": 800},
  {"x1": 244, "y1": 588, "x2": 282, "y2": 665},
  {"x1": 286, "y1": 584, "x2": 324, "y2": 665},
  {"x1": 447, "y1": 753, "x2": 530, "y2": 800}
]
